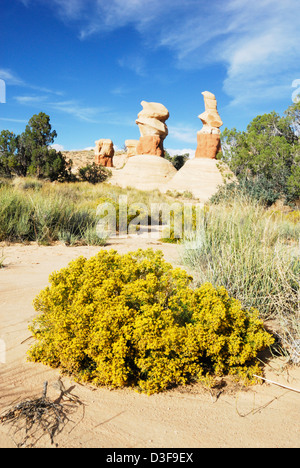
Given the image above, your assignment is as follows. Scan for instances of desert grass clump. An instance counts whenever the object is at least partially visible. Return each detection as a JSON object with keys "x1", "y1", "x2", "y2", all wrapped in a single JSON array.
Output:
[
  {"x1": 0, "y1": 179, "x2": 174, "y2": 243},
  {"x1": 0, "y1": 183, "x2": 107, "y2": 245},
  {"x1": 182, "y1": 196, "x2": 299, "y2": 361},
  {"x1": 28, "y1": 249, "x2": 274, "y2": 395}
]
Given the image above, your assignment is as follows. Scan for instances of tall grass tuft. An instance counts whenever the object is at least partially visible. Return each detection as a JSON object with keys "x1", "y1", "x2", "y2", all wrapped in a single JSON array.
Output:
[
  {"x1": 0, "y1": 249, "x2": 5, "y2": 268},
  {"x1": 182, "y1": 195, "x2": 300, "y2": 362},
  {"x1": 0, "y1": 183, "x2": 105, "y2": 245},
  {"x1": 0, "y1": 179, "x2": 172, "y2": 245}
]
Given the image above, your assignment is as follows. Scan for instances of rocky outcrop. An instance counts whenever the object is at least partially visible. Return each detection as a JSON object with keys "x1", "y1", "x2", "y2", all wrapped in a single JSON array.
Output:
[
  {"x1": 108, "y1": 154, "x2": 177, "y2": 191},
  {"x1": 95, "y1": 139, "x2": 114, "y2": 167},
  {"x1": 198, "y1": 91, "x2": 223, "y2": 133},
  {"x1": 163, "y1": 159, "x2": 236, "y2": 201},
  {"x1": 195, "y1": 133, "x2": 221, "y2": 160}
]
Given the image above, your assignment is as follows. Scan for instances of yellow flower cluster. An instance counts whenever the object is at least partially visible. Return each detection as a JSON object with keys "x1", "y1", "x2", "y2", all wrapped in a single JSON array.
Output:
[{"x1": 28, "y1": 249, "x2": 274, "y2": 394}]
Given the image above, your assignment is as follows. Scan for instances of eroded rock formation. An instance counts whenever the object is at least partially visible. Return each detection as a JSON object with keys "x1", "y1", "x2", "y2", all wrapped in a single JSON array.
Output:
[
  {"x1": 195, "y1": 91, "x2": 223, "y2": 159},
  {"x1": 125, "y1": 139, "x2": 139, "y2": 158},
  {"x1": 136, "y1": 101, "x2": 169, "y2": 156},
  {"x1": 95, "y1": 139, "x2": 114, "y2": 167}
]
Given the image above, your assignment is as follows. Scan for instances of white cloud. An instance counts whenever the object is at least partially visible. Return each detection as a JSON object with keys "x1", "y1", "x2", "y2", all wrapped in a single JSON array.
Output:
[
  {"x1": 166, "y1": 148, "x2": 195, "y2": 159},
  {"x1": 79, "y1": 0, "x2": 187, "y2": 38},
  {"x1": 50, "y1": 143, "x2": 65, "y2": 151},
  {"x1": 118, "y1": 54, "x2": 147, "y2": 77},
  {"x1": 110, "y1": 1, "x2": 300, "y2": 106},
  {"x1": 14, "y1": 95, "x2": 47, "y2": 104},
  {"x1": 110, "y1": 85, "x2": 132, "y2": 96},
  {"x1": 18, "y1": 0, "x2": 300, "y2": 107},
  {"x1": 0, "y1": 69, "x2": 24, "y2": 86},
  {"x1": 215, "y1": 2, "x2": 300, "y2": 106},
  {"x1": 49, "y1": 100, "x2": 103, "y2": 122},
  {"x1": 14, "y1": 94, "x2": 136, "y2": 126},
  {"x1": 0, "y1": 117, "x2": 28, "y2": 124},
  {"x1": 168, "y1": 124, "x2": 198, "y2": 145},
  {"x1": 0, "y1": 68, "x2": 63, "y2": 96},
  {"x1": 14, "y1": 94, "x2": 109, "y2": 123}
]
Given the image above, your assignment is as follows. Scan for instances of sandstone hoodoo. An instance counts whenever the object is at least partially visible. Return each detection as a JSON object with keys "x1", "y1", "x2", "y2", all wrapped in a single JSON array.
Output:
[
  {"x1": 195, "y1": 91, "x2": 223, "y2": 160},
  {"x1": 163, "y1": 91, "x2": 236, "y2": 201},
  {"x1": 136, "y1": 101, "x2": 169, "y2": 157},
  {"x1": 108, "y1": 100, "x2": 177, "y2": 191},
  {"x1": 95, "y1": 139, "x2": 114, "y2": 167}
]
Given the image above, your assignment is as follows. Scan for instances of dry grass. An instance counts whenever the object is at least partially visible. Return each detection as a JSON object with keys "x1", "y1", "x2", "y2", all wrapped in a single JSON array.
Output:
[{"x1": 182, "y1": 195, "x2": 300, "y2": 362}]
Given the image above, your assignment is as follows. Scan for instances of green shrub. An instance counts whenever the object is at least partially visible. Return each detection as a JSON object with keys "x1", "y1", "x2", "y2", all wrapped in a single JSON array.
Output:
[
  {"x1": 210, "y1": 178, "x2": 283, "y2": 206},
  {"x1": 164, "y1": 152, "x2": 189, "y2": 170},
  {"x1": 219, "y1": 103, "x2": 300, "y2": 204},
  {"x1": 28, "y1": 249, "x2": 274, "y2": 394},
  {"x1": 78, "y1": 163, "x2": 111, "y2": 184}
]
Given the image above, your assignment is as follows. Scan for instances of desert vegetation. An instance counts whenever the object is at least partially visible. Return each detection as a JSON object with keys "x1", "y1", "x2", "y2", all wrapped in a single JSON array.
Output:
[
  {"x1": 182, "y1": 196, "x2": 299, "y2": 363},
  {"x1": 0, "y1": 112, "x2": 112, "y2": 185},
  {"x1": 0, "y1": 113, "x2": 72, "y2": 181},
  {"x1": 27, "y1": 249, "x2": 274, "y2": 394},
  {"x1": 1, "y1": 103, "x2": 299, "y2": 395},
  {"x1": 216, "y1": 101, "x2": 300, "y2": 205},
  {"x1": 0, "y1": 178, "x2": 173, "y2": 245}
]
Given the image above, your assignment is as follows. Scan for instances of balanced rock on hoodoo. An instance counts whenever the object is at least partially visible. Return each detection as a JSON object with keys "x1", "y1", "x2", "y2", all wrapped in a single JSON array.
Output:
[
  {"x1": 95, "y1": 139, "x2": 114, "y2": 167},
  {"x1": 136, "y1": 101, "x2": 169, "y2": 157},
  {"x1": 195, "y1": 91, "x2": 223, "y2": 160},
  {"x1": 108, "y1": 100, "x2": 176, "y2": 191},
  {"x1": 163, "y1": 91, "x2": 236, "y2": 201}
]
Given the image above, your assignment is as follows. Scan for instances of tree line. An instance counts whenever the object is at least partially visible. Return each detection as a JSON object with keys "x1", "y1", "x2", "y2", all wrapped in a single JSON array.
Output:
[
  {"x1": 216, "y1": 101, "x2": 300, "y2": 205},
  {"x1": 0, "y1": 112, "x2": 110, "y2": 183},
  {"x1": 0, "y1": 112, "x2": 72, "y2": 181}
]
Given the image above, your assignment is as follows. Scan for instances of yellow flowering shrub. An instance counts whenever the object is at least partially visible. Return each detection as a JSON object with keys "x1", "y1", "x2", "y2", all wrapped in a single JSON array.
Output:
[{"x1": 28, "y1": 249, "x2": 274, "y2": 394}]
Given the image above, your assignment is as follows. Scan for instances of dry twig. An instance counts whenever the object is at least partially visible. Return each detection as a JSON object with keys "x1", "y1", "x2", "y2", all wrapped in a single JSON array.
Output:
[{"x1": 253, "y1": 374, "x2": 300, "y2": 393}]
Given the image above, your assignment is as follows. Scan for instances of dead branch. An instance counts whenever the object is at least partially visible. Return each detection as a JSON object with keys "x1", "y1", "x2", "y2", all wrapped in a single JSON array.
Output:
[{"x1": 0, "y1": 380, "x2": 82, "y2": 447}]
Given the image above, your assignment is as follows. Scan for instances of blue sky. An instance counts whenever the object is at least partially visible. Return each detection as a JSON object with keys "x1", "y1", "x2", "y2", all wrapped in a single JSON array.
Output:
[{"x1": 1, "y1": 0, "x2": 299, "y2": 156}]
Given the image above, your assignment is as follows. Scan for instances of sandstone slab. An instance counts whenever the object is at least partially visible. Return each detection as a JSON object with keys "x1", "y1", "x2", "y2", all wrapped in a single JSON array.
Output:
[
  {"x1": 108, "y1": 154, "x2": 177, "y2": 191},
  {"x1": 163, "y1": 158, "x2": 236, "y2": 201}
]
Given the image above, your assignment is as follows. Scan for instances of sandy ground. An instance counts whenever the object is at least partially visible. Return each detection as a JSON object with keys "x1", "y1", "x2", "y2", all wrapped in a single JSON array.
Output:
[{"x1": 0, "y1": 237, "x2": 300, "y2": 448}]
